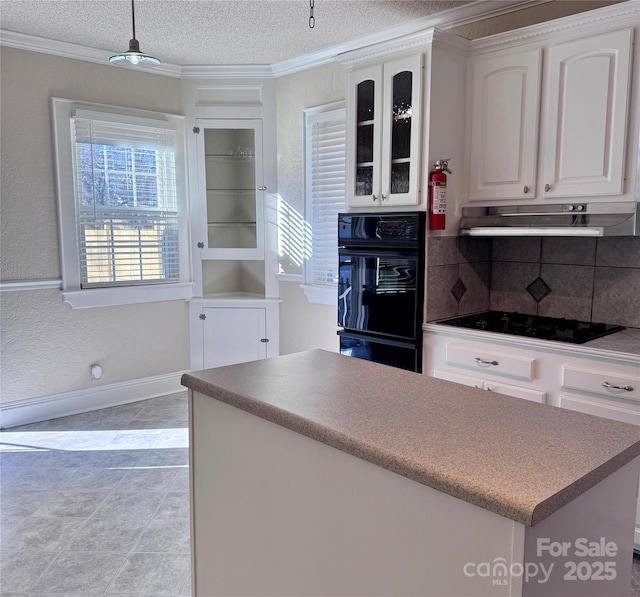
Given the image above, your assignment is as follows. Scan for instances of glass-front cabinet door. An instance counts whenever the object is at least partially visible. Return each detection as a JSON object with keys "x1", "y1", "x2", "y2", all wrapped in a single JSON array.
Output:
[
  {"x1": 347, "y1": 55, "x2": 422, "y2": 208},
  {"x1": 196, "y1": 119, "x2": 264, "y2": 259},
  {"x1": 381, "y1": 54, "x2": 422, "y2": 205},
  {"x1": 350, "y1": 64, "x2": 383, "y2": 205}
]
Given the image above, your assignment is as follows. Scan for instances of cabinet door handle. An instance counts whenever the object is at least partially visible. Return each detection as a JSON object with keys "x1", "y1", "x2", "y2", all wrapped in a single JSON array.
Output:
[
  {"x1": 544, "y1": 183, "x2": 551, "y2": 192},
  {"x1": 258, "y1": 186, "x2": 267, "y2": 191},
  {"x1": 372, "y1": 194, "x2": 377, "y2": 202},
  {"x1": 260, "y1": 338, "x2": 270, "y2": 343},
  {"x1": 523, "y1": 185, "x2": 530, "y2": 194},
  {"x1": 601, "y1": 381, "x2": 634, "y2": 391},
  {"x1": 381, "y1": 193, "x2": 388, "y2": 201},
  {"x1": 475, "y1": 357, "x2": 498, "y2": 366}
]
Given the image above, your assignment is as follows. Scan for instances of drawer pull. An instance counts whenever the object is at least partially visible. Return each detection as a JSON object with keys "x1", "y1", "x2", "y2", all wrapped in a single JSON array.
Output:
[
  {"x1": 475, "y1": 357, "x2": 499, "y2": 366},
  {"x1": 601, "y1": 381, "x2": 634, "y2": 392}
]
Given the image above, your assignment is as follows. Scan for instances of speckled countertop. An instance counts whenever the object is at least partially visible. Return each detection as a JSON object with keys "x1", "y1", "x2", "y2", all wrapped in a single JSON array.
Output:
[{"x1": 181, "y1": 350, "x2": 640, "y2": 528}]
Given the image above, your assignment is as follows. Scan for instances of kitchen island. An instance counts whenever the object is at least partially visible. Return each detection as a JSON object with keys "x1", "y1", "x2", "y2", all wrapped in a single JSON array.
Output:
[{"x1": 182, "y1": 349, "x2": 640, "y2": 597}]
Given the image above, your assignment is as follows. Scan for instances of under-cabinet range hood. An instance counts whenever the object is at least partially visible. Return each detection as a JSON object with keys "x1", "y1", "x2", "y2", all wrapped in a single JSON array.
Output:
[{"x1": 459, "y1": 201, "x2": 639, "y2": 237}]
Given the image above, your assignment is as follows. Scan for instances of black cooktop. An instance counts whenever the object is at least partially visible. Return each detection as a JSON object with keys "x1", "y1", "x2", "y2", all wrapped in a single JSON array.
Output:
[{"x1": 438, "y1": 311, "x2": 625, "y2": 344}]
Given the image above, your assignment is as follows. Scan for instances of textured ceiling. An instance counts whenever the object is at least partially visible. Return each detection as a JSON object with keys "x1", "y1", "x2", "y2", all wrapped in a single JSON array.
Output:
[{"x1": 0, "y1": 0, "x2": 481, "y2": 66}]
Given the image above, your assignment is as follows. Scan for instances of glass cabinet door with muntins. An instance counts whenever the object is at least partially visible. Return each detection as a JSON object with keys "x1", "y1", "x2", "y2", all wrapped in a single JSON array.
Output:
[
  {"x1": 381, "y1": 55, "x2": 422, "y2": 206},
  {"x1": 347, "y1": 55, "x2": 422, "y2": 208},
  {"x1": 355, "y1": 78, "x2": 377, "y2": 197},
  {"x1": 349, "y1": 64, "x2": 382, "y2": 206},
  {"x1": 197, "y1": 119, "x2": 264, "y2": 259},
  {"x1": 389, "y1": 71, "x2": 413, "y2": 194}
]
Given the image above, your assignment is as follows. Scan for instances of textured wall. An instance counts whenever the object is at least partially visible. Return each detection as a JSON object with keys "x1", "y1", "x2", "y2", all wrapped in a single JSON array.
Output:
[
  {"x1": 275, "y1": 62, "x2": 346, "y2": 355},
  {"x1": 0, "y1": 47, "x2": 190, "y2": 404},
  {"x1": 276, "y1": 62, "x2": 347, "y2": 276}
]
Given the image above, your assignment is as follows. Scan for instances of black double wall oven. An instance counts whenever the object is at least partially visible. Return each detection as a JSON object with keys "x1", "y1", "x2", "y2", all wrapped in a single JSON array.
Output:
[{"x1": 338, "y1": 212, "x2": 426, "y2": 372}]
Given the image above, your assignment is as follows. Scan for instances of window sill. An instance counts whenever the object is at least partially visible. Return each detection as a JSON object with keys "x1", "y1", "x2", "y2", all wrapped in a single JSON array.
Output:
[
  {"x1": 62, "y1": 282, "x2": 194, "y2": 309},
  {"x1": 301, "y1": 284, "x2": 336, "y2": 307}
]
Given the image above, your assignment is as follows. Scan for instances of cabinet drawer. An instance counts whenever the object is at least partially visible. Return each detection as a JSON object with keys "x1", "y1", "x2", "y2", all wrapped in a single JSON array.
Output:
[
  {"x1": 561, "y1": 366, "x2": 639, "y2": 401},
  {"x1": 559, "y1": 394, "x2": 640, "y2": 426},
  {"x1": 445, "y1": 343, "x2": 535, "y2": 381},
  {"x1": 433, "y1": 370, "x2": 545, "y2": 403}
]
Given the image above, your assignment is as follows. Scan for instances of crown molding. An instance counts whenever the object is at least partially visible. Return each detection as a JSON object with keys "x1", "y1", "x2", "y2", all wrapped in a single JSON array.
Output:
[
  {"x1": 469, "y1": 1, "x2": 640, "y2": 54},
  {"x1": 1, "y1": 0, "x2": 549, "y2": 79},
  {"x1": 0, "y1": 30, "x2": 182, "y2": 77},
  {"x1": 335, "y1": 29, "x2": 437, "y2": 67},
  {"x1": 277, "y1": 0, "x2": 543, "y2": 75}
]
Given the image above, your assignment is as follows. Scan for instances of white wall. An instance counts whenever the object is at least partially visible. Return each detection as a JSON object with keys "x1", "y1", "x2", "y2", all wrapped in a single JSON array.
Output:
[
  {"x1": 275, "y1": 62, "x2": 346, "y2": 356},
  {"x1": 0, "y1": 48, "x2": 190, "y2": 404}
]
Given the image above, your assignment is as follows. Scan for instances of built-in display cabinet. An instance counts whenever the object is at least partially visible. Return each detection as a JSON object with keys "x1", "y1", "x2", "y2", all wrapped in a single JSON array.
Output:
[
  {"x1": 346, "y1": 54, "x2": 423, "y2": 207},
  {"x1": 194, "y1": 119, "x2": 265, "y2": 259},
  {"x1": 464, "y1": 6, "x2": 637, "y2": 208},
  {"x1": 182, "y1": 78, "x2": 280, "y2": 371},
  {"x1": 337, "y1": 29, "x2": 469, "y2": 219}
]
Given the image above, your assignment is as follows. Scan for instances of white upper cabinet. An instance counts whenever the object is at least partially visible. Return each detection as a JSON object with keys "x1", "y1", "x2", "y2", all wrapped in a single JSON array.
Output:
[
  {"x1": 466, "y1": 26, "x2": 634, "y2": 203},
  {"x1": 346, "y1": 54, "x2": 423, "y2": 208},
  {"x1": 541, "y1": 29, "x2": 633, "y2": 198},
  {"x1": 467, "y1": 49, "x2": 542, "y2": 201}
]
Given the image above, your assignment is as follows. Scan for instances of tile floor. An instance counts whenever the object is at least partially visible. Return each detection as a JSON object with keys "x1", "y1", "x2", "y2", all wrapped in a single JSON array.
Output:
[
  {"x1": 0, "y1": 392, "x2": 191, "y2": 596},
  {"x1": 1, "y1": 390, "x2": 639, "y2": 596}
]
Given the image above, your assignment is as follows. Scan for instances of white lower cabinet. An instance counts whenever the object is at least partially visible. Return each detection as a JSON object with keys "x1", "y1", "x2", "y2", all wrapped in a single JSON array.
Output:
[
  {"x1": 558, "y1": 364, "x2": 640, "y2": 549},
  {"x1": 433, "y1": 369, "x2": 545, "y2": 403},
  {"x1": 425, "y1": 332, "x2": 545, "y2": 403},
  {"x1": 189, "y1": 297, "x2": 280, "y2": 371},
  {"x1": 424, "y1": 325, "x2": 640, "y2": 549},
  {"x1": 202, "y1": 307, "x2": 267, "y2": 369}
]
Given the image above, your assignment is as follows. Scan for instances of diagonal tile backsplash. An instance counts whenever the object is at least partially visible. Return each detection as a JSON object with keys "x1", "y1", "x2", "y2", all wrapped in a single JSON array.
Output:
[
  {"x1": 426, "y1": 236, "x2": 491, "y2": 321},
  {"x1": 426, "y1": 235, "x2": 640, "y2": 328}
]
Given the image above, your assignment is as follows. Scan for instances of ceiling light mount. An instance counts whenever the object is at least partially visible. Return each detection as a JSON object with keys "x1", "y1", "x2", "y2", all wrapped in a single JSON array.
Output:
[{"x1": 109, "y1": 0, "x2": 160, "y2": 67}]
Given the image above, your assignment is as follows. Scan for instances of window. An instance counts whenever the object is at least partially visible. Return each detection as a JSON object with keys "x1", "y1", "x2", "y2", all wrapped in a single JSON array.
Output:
[
  {"x1": 302, "y1": 102, "x2": 346, "y2": 306},
  {"x1": 52, "y1": 99, "x2": 192, "y2": 308}
]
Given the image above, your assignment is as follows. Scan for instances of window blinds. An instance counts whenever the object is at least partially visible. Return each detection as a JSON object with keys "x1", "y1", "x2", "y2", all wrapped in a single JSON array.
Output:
[
  {"x1": 308, "y1": 111, "x2": 346, "y2": 287},
  {"x1": 71, "y1": 112, "x2": 179, "y2": 288}
]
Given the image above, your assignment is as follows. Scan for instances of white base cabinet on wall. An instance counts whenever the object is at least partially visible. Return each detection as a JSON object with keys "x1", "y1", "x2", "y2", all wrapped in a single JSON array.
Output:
[
  {"x1": 423, "y1": 324, "x2": 640, "y2": 550},
  {"x1": 189, "y1": 297, "x2": 280, "y2": 371}
]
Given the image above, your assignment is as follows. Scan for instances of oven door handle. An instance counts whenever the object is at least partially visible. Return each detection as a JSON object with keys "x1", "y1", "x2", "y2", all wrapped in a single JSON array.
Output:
[
  {"x1": 338, "y1": 286, "x2": 351, "y2": 327},
  {"x1": 339, "y1": 248, "x2": 419, "y2": 258}
]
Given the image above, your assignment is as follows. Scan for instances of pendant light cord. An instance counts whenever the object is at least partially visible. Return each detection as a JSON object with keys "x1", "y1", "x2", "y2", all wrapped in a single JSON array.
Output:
[{"x1": 131, "y1": 0, "x2": 137, "y2": 40}]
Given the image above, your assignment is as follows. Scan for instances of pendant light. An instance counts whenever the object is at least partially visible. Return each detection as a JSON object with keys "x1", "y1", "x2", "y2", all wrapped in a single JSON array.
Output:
[{"x1": 109, "y1": 0, "x2": 160, "y2": 67}]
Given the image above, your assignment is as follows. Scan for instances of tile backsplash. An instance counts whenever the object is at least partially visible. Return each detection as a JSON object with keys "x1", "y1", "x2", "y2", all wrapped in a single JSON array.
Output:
[{"x1": 426, "y1": 236, "x2": 640, "y2": 328}]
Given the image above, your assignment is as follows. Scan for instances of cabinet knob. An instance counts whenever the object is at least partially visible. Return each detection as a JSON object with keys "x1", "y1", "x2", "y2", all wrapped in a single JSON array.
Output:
[
  {"x1": 260, "y1": 338, "x2": 270, "y2": 343},
  {"x1": 197, "y1": 242, "x2": 204, "y2": 249},
  {"x1": 199, "y1": 313, "x2": 206, "y2": 320},
  {"x1": 258, "y1": 186, "x2": 267, "y2": 191},
  {"x1": 601, "y1": 381, "x2": 633, "y2": 391},
  {"x1": 544, "y1": 183, "x2": 551, "y2": 192},
  {"x1": 523, "y1": 185, "x2": 530, "y2": 194}
]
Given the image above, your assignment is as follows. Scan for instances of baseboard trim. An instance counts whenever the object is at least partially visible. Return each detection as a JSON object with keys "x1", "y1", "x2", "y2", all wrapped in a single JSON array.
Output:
[{"x1": 0, "y1": 371, "x2": 189, "y2": 429}]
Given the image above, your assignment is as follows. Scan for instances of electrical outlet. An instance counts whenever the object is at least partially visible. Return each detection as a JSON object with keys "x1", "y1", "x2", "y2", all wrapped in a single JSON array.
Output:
[{"x1": 90, "y1": 364, "x2": 103, "y2": 380}]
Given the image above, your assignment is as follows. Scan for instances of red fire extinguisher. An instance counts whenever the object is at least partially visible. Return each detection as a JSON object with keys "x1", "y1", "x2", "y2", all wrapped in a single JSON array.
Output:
[{"x1": 429, "y1": 159, "x2": 451, "y2": 231}]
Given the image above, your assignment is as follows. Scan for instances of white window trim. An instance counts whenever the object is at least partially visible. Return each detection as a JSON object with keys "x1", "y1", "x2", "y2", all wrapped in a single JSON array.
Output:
[
  {"x1": 52, "y1": 98, "x2": 192, "y2": 308},
  {"x1": 302, "y1": 101, "x2": 345, "y2": 307}
]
